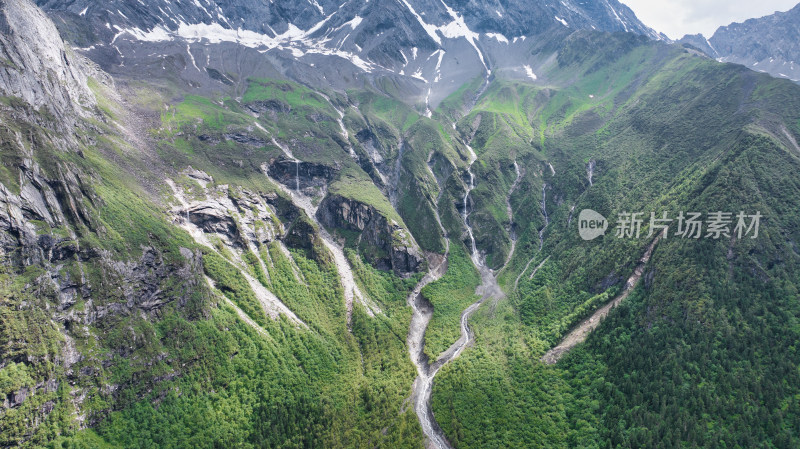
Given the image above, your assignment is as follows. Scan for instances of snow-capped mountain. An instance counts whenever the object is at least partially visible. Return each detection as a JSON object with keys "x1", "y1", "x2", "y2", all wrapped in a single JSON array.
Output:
[
  {"x1": 36, "y1": 0, "x2": 663, "y2": 107},
  {"x1": 679, "y1": 3, "x2": 800, "y2": 82},
  {"x1": 38, "y1": 0, "x2": 661, "y2": 44}
]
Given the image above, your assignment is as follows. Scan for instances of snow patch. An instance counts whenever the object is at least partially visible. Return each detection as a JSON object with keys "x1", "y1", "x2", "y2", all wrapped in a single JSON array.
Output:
[
  {"x1": 304, "y1": 11, "x2": 337, "y2": 35},
  {"x1": 309, "y1": 0, "x2": 324, "y2": 14},
  {"x1": 424, "y1": 87, "x2": 432, "y2": 117},
  {"x1": 705, "y1": 37, "x2": 719, "y2": 57},
  {"x1": 438, "y1": 0, "x2": 488, "y2": 71},
  {"x1": 186, "y1": 44, "x2": 200, "y2": 72},
  {"x1": 485, "y1": 32, "x2": 508, "y2": 44},
  {"x1": 346, "y1": 16, "x2": 363, "y2": 30},
  {"x1": 398, "y1": 0, "x2": 442, "y2": 45},
  {"x1": 286, "y1": 46, "x2": 305, "y2": 58},
  {"x1": 433, "y1": 49, "x2": 445, "y2": 82},
  {"x1": 115, "y1": 26, "x2": 172, "y2": 43},
  {"x1": 116, "y1": 20, "x2": 375, "y2": 72},
  {"x1": 604, "y1": 0, "x2": 628, "y2": 32},
  {"x1": 523, "y1": 65, "x2": 537, "y2": 81}
]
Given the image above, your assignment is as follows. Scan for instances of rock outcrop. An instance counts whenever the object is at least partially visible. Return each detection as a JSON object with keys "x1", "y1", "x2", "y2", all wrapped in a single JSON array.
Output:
[
  {"x1": 316, "y1": 194, "x2": 424, "y2": 277},
  {"x1": 170, "y1": 173, "x2": 287, "y2": 248},
  {"x1": 0, "y1": 0, "x2": 95, "y2": 120},
  {"x1": 267, "y1": 158, "x2": 337, "y2": 195}
]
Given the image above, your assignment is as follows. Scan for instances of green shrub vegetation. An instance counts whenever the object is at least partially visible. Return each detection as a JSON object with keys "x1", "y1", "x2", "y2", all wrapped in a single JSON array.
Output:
[
  {"x1": 421, "y1": 245, "x2": 481, "y2": 360},
  {"x1": 431, "y1": 32, "x2": 800, "y2": 449},
  {"x1": 4, "y1": 23, "x2": 800, "y2": 449}
]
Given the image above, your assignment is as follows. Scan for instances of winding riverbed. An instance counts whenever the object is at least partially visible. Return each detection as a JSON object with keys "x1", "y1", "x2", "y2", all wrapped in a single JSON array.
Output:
[{"x1": 406, "y1": 139, "x2": 512, "y2": 448}]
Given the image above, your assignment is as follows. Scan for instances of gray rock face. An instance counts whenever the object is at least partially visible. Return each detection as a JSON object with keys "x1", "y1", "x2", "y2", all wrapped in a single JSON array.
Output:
[
  {"x1": 1, "y1": 160, "x2": 205, "y2": 318},
  {"x1": 0, "y1": 157, "x2": 91, "y2": 265},
  {"x1": 0, "y1": 1, "x2": 218, "y2": 440},
  {"x1": 188, "y1": 201, "x2": 242, "y2": 243},
  {"x1": 175, "y1": 177, "x2": 287, "y2": 250},
  {"x1": 37, "y1": 0, "x2": 340, "y2": 38},
  {"x1": 36, "y1": 0, "x2": 660, "y2": 40},
  {"x1": 37, "y1": 0, "x2": 661, "y2": 44},
  {"x1": 246, "y1": 99, "x2": 291, "y2": 116},
  {"x1": 34, "y1": 0, "x2": 663, "y2": 108},
  {"x1": 316, "y1": 194, "x2": 424, "y2": 277},
  {"x1": 439, "y1": 0, "x2": 662, "y2": 39},
  {"x1": 679, "y1": 34, "x2": 718, "y2": 58},
  {"x1": 0, "y1": 0, "x2": 94, "y2": 119},
  {"x1": 267, "y1": 159, "x2": 337, "y2": 194},
  {"x1": 679, "y1": 4, "x2": 800, "y2": 83}
]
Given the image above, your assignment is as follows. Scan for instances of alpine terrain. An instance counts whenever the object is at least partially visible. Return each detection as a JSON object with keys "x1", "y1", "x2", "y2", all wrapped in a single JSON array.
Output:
[
  {"x1": 0, "y1": 0, "x2": 798, "y2": 448},
  {"x1": 680, "y1": 3, "x2": 800, "y2": 82}
]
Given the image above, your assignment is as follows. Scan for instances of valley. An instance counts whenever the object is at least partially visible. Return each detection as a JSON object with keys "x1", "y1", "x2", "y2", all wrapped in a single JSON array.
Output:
[{"x1": 1, "y1": 0, "x2": 800, "y2": 448}]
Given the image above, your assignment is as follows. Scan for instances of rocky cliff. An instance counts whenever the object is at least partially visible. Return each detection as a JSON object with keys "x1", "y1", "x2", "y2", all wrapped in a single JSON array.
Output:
[
  {"x1": 0, "y1": 0, "x2": 96, "y2": 119},
  {"x1": 0, "y1": 1, "x2": 213, "y2": 444},
  {"x1": 266, "y1": 158, "x2": 337, "y2": 197},
  {"x1": 316, "y1": 194, "x2": 424, "y2": 277},
  {"x1": 33, "y1": 0, "x2": 663, "y2": 109}
]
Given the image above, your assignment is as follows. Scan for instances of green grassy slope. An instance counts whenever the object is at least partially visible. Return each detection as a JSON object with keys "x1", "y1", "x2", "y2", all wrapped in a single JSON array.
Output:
[
  {"x1": 4, "y1": 23, "x2": 800, "y2": 449},
  {"x1": 432, "y1": 31, "x2": 800, "y2": 449},
  {"x1": 0, "y1": 76, "x2": 426, "y2": 449}
]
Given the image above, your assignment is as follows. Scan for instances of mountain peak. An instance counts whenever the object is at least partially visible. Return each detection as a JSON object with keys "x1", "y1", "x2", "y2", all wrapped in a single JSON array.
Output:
[
  {"x1": 37, "y1": 0, "x2": 664, "y2": 54},
  {"x1": 679, "y1": 3, "x2": 800, "y2": 82}
]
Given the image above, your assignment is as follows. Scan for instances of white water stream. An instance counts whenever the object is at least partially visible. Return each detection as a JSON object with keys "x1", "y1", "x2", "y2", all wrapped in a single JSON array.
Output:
[
  {"x1": 408, "y1": 129, "x2": 516, "y2": 449},
  {"x1": 406, "y1": 158, "x2": 452, "y2": 449},
  {"x1": 462, "y1": 144, "x2": 480, "y2": 266},
  {"x1": 502, "y1": 160, "x2": 523, "y2": 270},
  {"x1": 538, "y1": 183, "x2": 549, "y2": 250}
]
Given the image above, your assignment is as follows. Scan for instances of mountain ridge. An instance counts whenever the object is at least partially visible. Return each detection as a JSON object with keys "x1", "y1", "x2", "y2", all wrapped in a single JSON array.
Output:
[
  {"x1": 679, "y1": 3, "x2": 800, "y2": 82},
  {"x1": 1, "y1": 0, "x2": 799, "y2": 448},
  {"x1": 35, "y1": 0, "x2": 664, "y2": 109}
]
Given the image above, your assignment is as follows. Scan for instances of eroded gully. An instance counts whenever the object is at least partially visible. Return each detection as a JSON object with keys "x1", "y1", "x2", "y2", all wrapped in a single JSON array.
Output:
[
  {"x1": 260, "y1": 154, "x2": 380, "y2": 329},
  {"x1": 541, "y1": 231, "x2": 664, "y2": 364},
  {"x1": 407, "y1": 145, "x2": 518, "y2": 449}
]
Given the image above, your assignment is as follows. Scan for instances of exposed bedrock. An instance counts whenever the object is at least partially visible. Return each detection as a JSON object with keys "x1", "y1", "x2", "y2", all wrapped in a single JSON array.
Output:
[
  {"x1": 315, "y1": 194, "x2": 425, "y2": 277},
  {"x1": 266, "y1": 158, "x2": 337, "y2": 194}
]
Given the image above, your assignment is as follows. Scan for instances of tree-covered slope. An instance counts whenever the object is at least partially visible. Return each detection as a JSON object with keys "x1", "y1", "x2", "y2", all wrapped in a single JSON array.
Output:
[
  {"x1": 0, "y1": 2, "x2": 427, "y2": 447},
  {"x1": 431, "y1": 31, "x2": 800, "y2": 449},
  {"x1": 2, "y1": 0, "x2": 800, "y2": 447}
]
